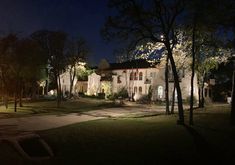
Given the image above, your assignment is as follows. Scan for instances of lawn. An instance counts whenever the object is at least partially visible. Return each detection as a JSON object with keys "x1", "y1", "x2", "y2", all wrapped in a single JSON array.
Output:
[
  {"x1": 1, "y1": 104, "x2": 234, "y2": 165},
  {"x1": 35, "y1": 104, "x2": 235, "y2": 164},
  {"x1": 0, "y1": 98, "x2": 118, "y2": 118}
]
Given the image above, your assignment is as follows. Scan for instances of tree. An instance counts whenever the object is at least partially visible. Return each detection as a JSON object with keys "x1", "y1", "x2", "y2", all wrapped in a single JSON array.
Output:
[
  {"x1": 31, "y1": 30, "x2": 68, "y2": 107},
  {"x1": 65, "y1": 37, "x2": 89, "y2": 98},
  {"x1": 103, "y1": 0, "x2": 185, "y2": 124},
  {"x1": 0, "y1": 34, "x2": 18, "y2": 109},
  {"x1": 231, "y1": 56, "x2": 235, "y2": 125},
  {"x1": 0, "y1": 34, "x2": 47, "y2": 111}
]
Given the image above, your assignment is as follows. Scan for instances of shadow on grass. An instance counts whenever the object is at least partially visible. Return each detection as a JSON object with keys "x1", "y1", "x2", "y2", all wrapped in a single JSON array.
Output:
[{"x1": 183, "y1": 124, "x2": 227, "y2": 164}]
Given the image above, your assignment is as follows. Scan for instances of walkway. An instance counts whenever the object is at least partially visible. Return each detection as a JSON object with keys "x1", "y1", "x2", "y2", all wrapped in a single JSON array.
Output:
[{"x1": 0, "y1": 106, "x2": 164, "y2": 139}]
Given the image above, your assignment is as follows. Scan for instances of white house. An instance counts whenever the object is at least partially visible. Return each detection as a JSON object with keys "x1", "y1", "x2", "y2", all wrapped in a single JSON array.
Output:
[
  {"x1": 87, "y1": 59, "x2": 199, "y2": 101},
  {"x1": 60, "y1": 71, "x2": 77, "y2": 96}
]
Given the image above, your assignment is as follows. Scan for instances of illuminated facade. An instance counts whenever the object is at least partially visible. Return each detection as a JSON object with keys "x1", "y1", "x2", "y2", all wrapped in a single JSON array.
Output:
[{"x1": 87, "y1": 59, "x2": 199, "y2": 101}]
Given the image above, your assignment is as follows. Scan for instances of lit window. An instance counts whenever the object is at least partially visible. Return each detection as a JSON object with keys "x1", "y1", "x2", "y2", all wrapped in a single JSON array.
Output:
[
  {"x1": 134, "y1": 72, "x2": 138, "y2": 80},
  {"x1": 130, "y1": 72, "x2": 133, "y2": 80},
  {"x1": 158, "y1": 86, "x2": 164, "y2": 99},
  {"x1": 139, "y1": 72, "x2": 143, "y2": 80},
  {"x1": 134, "y1": 87, "x2": 137, "y2": 93},
  {"x1": 139, "y1": 86, "x2": 142, "y2": 94}
]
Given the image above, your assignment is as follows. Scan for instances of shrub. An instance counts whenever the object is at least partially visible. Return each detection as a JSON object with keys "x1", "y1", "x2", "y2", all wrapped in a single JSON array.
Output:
[
  {"x1": 136, "y1": 95, "x2": 151, "y2": 104},
  {"x1": 107, "y1": 88, "x2": 129, "y2": 101},
  {"x1": 117, "y1": 88, "x2": 129, "y2": 99},
  {"x1": 97, "y1": 93, "x2": 105, "y2": 99},
  {"x1": 185, "y1": 95, "x2": 197, "y2": 105},
  {"x1": 78, "y1": 92, "x2": 85, "y2": 97}
]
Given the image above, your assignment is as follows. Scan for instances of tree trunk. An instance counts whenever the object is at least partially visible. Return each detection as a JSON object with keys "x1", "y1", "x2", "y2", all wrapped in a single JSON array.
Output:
[
  {"x1": 14, "y1": 93, "x2": 17, "y2": 112},
  {"x1": 4, "y1": 93, "x2": 8, "y2": 109},
  {"x1": 201, "y1": 76, "x2": 205, "y2": 108},
  {"x1": 230, "y1": 70, "x2": 235, "y2": 125},
  {"x1": 198, "y1": 75, "x2": 205, "y2": 108},
  {"x1": 57, "y1": 74, "x2": 62, "y2": 107},
  {"x1": 69, "y1": 65, "x2": 76, "y2": 98},
  {"x1": 165, "y1": 56, "x2": 170, "y2": 115},
  {"x1": 198, "y1": 84, "x2": 201, "y2": 107},
  {"x1": 167, "y1": 46, "x2": 184, "y2": 124},
  {"x1": 190, "y1": 21, "x2": 196, "y2": 125},
  {"x1": 171, "y1": 82, "x2": 175, "y2": 114},
  {"x1": 19, "y1": 88, "x2": 23, "y2": 107}
]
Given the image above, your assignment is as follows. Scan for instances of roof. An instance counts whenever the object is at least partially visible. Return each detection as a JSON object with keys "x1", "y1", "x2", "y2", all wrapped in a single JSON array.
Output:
[{"x1": 109, "y1": 59, "x2": 158, "y2": 70}]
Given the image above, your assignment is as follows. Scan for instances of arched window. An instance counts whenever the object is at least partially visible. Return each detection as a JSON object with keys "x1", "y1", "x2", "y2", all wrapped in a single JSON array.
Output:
[
  {"x1": 158, "y1": 86, "x2": 164, "y2": 99},
  {"x1": 134, "y1": 86, "x2": 137, "y2": 93},
  {"x1": 130, "y1": 72, "x2": 133, "y2": 80},
  {"x1": 134, "y1": 72, "x2": 138, "y2": 80},
  {"x1": 139, "y1": 72, "x2": 143, "y2": 80},
  {"x1": 139, "y1": 86, "x2": 142, "y2": 94}
]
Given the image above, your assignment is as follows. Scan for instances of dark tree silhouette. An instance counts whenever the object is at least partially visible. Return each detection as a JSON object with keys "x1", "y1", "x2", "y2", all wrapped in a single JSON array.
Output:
[
  {"x1": 31, "y1": 30, "x2": 67, "y2": 107},
  {"x1": 102, "y1": 0, "x2": 185, "y2": 124}
]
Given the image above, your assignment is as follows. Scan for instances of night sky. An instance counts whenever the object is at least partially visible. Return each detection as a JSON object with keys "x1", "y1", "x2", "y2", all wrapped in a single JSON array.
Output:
[{"x1": 0, "y1": 0, "x2": 117, "y2": 65}]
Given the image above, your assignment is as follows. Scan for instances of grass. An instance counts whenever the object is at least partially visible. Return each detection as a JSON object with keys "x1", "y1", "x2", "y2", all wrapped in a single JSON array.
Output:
[
  {"x1": 0, "y1": 98, "x2": 119, "y2": 118},
  {"x1": 1, "y1": 104, "x2": 234, "y2": 164},
  {"x1": 32, "y1": 104, "x2": 234, "y2": 164},
  {"x1": 38, "y1": 116, "x2": 196, "y2": 164}
]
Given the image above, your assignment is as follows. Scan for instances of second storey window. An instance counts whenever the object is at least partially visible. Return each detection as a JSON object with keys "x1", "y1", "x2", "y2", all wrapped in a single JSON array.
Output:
[
  {"x1": 134, "y1": 72, "x2": 138, "y2": 80},
  {"x1": 139, "y1": 72, "x2": 143, "y2": 80},
  {"x1": 130, "y1": 72, "x2": 133, "y2": 80}
]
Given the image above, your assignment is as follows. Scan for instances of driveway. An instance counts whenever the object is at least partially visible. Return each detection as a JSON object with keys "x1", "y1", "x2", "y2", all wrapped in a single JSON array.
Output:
[{"x1": 0, "y1": 105, "x2": 164, "y2": 139}]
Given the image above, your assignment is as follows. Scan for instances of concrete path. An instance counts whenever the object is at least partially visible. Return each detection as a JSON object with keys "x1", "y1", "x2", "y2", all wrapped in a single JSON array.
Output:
[
  {"x1": 0, "y1": 106, "x2": 164, "y2": 139},
  {"x1": 0, "y1": 114, "x2": 104, "y2": 131}
]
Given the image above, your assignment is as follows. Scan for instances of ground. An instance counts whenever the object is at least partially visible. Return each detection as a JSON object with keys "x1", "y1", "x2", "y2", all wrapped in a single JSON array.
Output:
[{"x1": 0, "y1": 99, "x2": 234, "y2": 165}]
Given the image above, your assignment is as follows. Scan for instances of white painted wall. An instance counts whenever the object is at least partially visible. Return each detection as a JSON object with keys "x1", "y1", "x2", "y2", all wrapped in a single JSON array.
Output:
[{"x1": 60, "y1": 71, "x2": 77, "y2": 96}]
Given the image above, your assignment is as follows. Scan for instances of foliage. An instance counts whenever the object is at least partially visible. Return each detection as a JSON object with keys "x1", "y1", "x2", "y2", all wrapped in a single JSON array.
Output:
[
  {"x1": 107, "y1": 88, "x2": 129, "y2": 100},
  {"x1": 77, "y1": 66, "x2": 94, "y2": 81},
  {"x1": 185, "y1": 95, "x2": 197, "y2": 105},
  {"x1": 103, "y1": 0, "x2": 186, "y2": 124},
  {"x1": 136, "y1": 95, "x2": 151, "y2": 104}
]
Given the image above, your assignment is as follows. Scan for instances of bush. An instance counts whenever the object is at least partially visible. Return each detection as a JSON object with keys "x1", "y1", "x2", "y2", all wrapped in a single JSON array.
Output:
[
  {"x1": 107, "y1": 88, "x2": 129, "y2": 101},
  {"x1": 78, "y1": 92, "x2": 85, "y2": 97},
  {"x1": 107, "y1": 93, "x2": 118, "y2": 101},
  {"x1": 97, "y1": 93, "x2": 105, "y2": 99},
  {"x1": 117, "y1": 88, "x2": 129, "y2": 99},
  {"x1": 185, "y1": 95, "x2": 197, "y2": 105},
  {"x1": 136, "y1": 95, "x2": 151, "y2": 104}
]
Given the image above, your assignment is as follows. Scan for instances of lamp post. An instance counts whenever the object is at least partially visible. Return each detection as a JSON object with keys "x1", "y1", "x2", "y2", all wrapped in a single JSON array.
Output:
[{"x1": 231, "y1": 54, "x2": 235, "y2": 125}]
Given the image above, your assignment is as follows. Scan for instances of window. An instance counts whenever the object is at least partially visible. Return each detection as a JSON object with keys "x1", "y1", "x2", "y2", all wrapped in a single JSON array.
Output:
[
  {"x1": 139, "y1": 86, "x2": 142, "y2": 94},
  {"x1": 134, "y1": 87, "x2": 137, "y2": 93},
  {"x1": 117, "y1": 76, "x2": 121, "y2": 83},
  {"x1": 134, "y1": 72, "x2": 138, "y2": 80},
  {"x1": 139, "y1": 72, "x2": 143, "y2": 80},
  {"x1": 158, "y1": 86, "x2": 164, "y2": 99},
  {"x1": 130, "y1": 72, "x2": 133, "y2": 80}
]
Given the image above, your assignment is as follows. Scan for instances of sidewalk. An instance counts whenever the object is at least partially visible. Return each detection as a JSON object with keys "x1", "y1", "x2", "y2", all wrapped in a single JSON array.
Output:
[{"x1": 0, "y1": 106, "x2": 164, "y2": 139}]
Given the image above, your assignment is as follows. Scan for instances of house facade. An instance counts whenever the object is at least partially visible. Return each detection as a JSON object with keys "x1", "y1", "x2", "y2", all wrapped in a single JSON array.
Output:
[{"x1": 87, "y1": 59, "x2": 199, "y2": 101}]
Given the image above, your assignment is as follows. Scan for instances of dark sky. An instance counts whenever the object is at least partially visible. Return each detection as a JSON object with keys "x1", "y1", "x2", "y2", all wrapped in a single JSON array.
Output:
[{"x1": 0, "y1": 0, "x2": 117, "y2": 65}]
